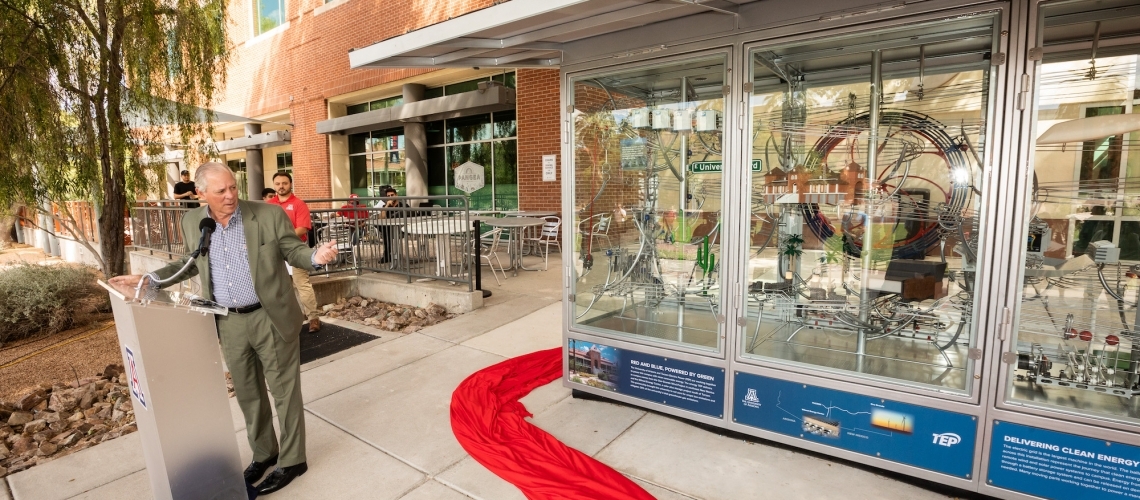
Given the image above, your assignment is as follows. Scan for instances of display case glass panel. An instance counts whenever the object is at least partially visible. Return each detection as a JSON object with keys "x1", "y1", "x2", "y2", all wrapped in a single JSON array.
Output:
[
  {"x1": 570, "y1": 55, "x2": 727, "y2": 352},
  {"x1": 742, "y1": 16, "x2": 1000, "y2": 392},
  {"x1": 1008, "y1": 0, "x2": 1140, "y2": 421}
]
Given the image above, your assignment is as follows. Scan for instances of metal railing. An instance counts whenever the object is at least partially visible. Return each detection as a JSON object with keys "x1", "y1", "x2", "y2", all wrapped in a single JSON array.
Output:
[
  {"x1": 129, "y1": 196, "x2": 478, "y2": 289},
  {"x1": 130, "y1": 200, "x2": 196, "y2": 256}
]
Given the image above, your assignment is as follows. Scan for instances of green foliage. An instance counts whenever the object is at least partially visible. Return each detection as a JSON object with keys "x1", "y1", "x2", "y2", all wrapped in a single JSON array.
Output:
[
  {"x1": 0, "y1": 0, "x2": 230, "y2": 276},
  {"x1": 782, "y1": 234, "x2": 804, "y2": 258},
  {"x1": 0, "y1": 264, "x2": 110, "y2": 344}
]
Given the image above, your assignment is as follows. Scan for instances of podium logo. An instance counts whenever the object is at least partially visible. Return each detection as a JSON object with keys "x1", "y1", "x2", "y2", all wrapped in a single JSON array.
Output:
[
  {"x1": 124, "y1": 346, "x2": 148, "y2": 410},
  {"x1": 932, "y1": 432, "x2": 960, "y2": 447},
  {"x1": 742, "y1": 388, "x2": 761, "y2": 408}
]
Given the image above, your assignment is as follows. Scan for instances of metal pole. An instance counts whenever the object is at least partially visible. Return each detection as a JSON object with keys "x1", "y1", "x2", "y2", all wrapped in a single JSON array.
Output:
[
  {"x1": 474, "y1": 220, "x2": 491, "y2": 298},
  {"x1": 856, "y1": 49, "x2": 883, "y2": 371},
  {"x1": 677, "y1": 76, "x2": 688, "y2": 341}
]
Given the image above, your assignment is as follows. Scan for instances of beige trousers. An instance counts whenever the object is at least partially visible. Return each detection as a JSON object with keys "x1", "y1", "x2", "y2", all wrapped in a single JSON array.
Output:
[{"x1": 291, "y1": 267, "x2": 319, "y2": 321}]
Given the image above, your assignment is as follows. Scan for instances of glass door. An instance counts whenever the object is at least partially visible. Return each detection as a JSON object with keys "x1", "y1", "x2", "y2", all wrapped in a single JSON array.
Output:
[
  {"x1": 740, "y1": 14, "x2": 1002, "y2": 395},
  {"x1": 1005, "y1": 0, "x2": 1140, "y2": 425},
  {"x1": 569, "y1": 52, "x2": 729, "y2": 354}
]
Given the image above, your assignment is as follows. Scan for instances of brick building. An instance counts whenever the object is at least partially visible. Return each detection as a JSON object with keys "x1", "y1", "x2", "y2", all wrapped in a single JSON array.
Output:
[{"x1": 203, "y1": 0, "x2": 561, "y2": 212}]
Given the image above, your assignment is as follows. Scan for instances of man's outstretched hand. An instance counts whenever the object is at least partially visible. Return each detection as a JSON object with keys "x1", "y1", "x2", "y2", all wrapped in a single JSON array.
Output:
[{"x1": 314, "y1": 240, "x2": 339, "y2": 265}]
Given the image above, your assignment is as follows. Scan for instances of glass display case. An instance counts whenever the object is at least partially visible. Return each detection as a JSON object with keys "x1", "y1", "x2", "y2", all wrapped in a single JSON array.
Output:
[
  {"x1": 1007, "y1": 0, "x2": 1140, "y2": 422},
  {"x1": 742, "y1": 16, "x2": 999, "y2": 394},
  {"x1": 570, "y1": 55, "x2": 727, "y2": 352}
]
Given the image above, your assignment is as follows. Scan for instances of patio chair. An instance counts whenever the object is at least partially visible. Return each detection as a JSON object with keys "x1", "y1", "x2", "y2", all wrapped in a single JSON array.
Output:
[
  {"x1": 471, "y1": 228, "x2": 507, "y2": 286},
  {"x1": 317, "y1": 222, "x2": 357, "y2": 267},
  {"x1": 524, "y1": 216, "x2": 561, "y2": 270},
  {"x1": 579, "y1": 213, "x2": 613, "y2": 250}
]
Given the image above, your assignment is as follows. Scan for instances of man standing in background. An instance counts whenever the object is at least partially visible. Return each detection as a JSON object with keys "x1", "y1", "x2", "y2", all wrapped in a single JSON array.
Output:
[
  {"x1": 268, "y1": 172, "x2": 321, "y2": 333},
  {"x1": 173, "y1": 169, "x2": 199, "y2": 208}
]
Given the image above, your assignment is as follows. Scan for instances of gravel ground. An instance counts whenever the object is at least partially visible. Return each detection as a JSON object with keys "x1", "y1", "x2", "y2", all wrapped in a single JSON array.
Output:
[{"x1": 0, "y1": 314, "x2": 121, "y2": 401}]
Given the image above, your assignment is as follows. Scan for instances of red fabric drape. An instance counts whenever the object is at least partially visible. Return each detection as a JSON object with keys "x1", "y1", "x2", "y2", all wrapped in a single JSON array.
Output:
[{"x1": 450, "y1": 347, "x2": 655, "y2": 500}]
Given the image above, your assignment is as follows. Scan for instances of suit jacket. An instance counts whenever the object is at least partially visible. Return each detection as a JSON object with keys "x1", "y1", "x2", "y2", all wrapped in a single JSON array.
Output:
[{"x1": 151, "y1": 199, "x2": 317, "y2": 339}]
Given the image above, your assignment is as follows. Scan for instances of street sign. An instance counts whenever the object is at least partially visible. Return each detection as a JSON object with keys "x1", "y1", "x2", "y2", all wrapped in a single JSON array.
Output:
[
  {"x1": 454, "y1": 161, "x2": 485, "y2": 193},
  {"x1": 687, "y1": 160, "x2": 763, "y2": 173}
]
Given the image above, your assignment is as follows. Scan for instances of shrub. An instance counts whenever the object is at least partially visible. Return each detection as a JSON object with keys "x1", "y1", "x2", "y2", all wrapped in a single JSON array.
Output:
[{"x1": 0, "y1": 264, "x2": 110, "y2": 345}]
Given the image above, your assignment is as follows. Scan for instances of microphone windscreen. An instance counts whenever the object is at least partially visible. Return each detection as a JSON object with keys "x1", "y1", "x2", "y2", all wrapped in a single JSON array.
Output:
[{"x1": 199, "y1": 217, "x2": 217, "y2": 232}]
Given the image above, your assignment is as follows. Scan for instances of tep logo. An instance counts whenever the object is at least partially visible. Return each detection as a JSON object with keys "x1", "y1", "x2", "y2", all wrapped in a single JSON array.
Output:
[
  {"x1": 932, "y1": 432, "x2": 961, "y2": 447},
  {"x1": 742, "y1": 388, "x2": 761, "y2": 408}
]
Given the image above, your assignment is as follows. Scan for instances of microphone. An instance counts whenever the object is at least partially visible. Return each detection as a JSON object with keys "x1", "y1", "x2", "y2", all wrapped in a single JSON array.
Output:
[{"x1": 198, "y1": 218, "x2": 217, "y2": 256}]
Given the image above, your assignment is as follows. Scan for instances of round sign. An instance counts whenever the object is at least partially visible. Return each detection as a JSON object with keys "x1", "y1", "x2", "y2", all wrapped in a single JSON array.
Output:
[{"x1": 454, "y1": 161, "x2": 485, "y2": 194}]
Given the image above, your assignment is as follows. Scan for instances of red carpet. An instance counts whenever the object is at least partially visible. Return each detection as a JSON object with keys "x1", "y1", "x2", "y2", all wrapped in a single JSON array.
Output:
[{"x1": 450, "y1": 347, "x2": 655, "y2": 500}]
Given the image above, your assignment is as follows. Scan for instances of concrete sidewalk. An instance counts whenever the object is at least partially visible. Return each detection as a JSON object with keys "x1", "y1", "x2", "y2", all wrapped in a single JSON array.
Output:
[{"x1": 1, "y1": 255, "x2": 963, "y2": 500}]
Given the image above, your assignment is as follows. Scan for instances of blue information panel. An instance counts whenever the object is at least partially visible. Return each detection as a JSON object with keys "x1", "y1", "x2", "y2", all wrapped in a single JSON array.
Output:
[
  {"x1": 566, "y1": 339, "x2": 725, "y2": 418},
  {"x1": 732, "y1": 373, "x2": 977, "y2": 478},
  {"x1": 988, "y1": 421, "x2": 1140, "y2": 499}
]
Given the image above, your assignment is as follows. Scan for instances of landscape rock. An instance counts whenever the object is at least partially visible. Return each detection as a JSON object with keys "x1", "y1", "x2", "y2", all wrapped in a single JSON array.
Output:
[
  {"x1": 47, "y1": 391, "x2": 79, "y2": 413},
  {"x1": 7, "y1": 412, "x2": 33, "y2": 426},
  {"x1": 22, "y1": 420, "x2": 46, "y2": 435},
  {"x1": 15, "y1": 392, "x2": 44, "y2": 411}
]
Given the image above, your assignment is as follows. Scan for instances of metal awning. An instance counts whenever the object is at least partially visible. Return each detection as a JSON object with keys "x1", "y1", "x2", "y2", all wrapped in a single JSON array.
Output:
[
  {"x1": 214, "y1": 130, "x2": 292, "y2": 153},
  {"x1": 317, "y1": 83, "x2": 515, "y2": 135},
  {"x1": 348, "y1": 0, "x2": 754, "y2": 69}
]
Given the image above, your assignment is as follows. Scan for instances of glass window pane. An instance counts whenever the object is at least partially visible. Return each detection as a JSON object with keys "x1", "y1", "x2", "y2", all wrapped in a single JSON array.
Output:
[
  {"x1": 447, "y1": 143, "x2": 492, "y2": 209},
  {"x1": 491, "y1": 72, "x2": 516, "y2": 89},
  {"x1": 570, "y1": 55, "x2": 726, "y2": 351},
  {"x1": 424, "y1": 87, "x2": 444, "y2": 99},
  {"x1": 445, "y1": 77, "x2": 485, "y2": 95},
  {"x1": 346, "y1": 103, "x2": 369, "y2": 115},
  {"x1": 493, "y1": 140, "x2": 518, "y2": 210},
  {"x1": 742, "y1": 15, "x2": 999, "y2": 392},
  {"x1": 427, "y1": 147, "x2": 446, "y2": 189},
  {"x1": 256, "y1": 0, "x2": 284, "y2": 35},
  {"x1": 493, "y1": 110, "x2": 517, "y2": 139},
  {"x1": 349, "y1": 155, "x2": 369, "y2": 196},
  {"x1": 1009, "y1": 1, "x2": 1140, "y2": 422},
  {"x1": 426, "y1": 120, "x2": 445, "y2": 146},
  {"x1": 348, "y1": 133, "x2": 368, "y2": 154},
  {"x1": 446, "y1": 114, "x2": 492, "y2": 143}
]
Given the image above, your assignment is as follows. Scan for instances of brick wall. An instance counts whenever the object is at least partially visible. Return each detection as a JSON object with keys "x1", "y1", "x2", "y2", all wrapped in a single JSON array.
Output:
[
  {"x1": 516, "y1": 69, "x2": 562, "y2": 212},
  {"x1": 216, "y1": 0, "x2": 497, "y2": 198}
]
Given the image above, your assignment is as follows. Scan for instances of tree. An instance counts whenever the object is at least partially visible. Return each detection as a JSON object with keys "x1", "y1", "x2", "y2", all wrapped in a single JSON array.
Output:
[{"x1": 0, "y1": 0, "x2": 228, "y2": 275}]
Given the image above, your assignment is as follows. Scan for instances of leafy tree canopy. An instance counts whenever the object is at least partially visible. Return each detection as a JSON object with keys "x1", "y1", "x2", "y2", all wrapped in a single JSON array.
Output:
[{"x1": 0, "y1": 0, "x2": 229, "y2": 275}]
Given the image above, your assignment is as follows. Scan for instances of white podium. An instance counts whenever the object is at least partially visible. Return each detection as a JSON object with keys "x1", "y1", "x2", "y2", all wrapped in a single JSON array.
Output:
[{"x1": 100, "y1": 281, "x2": 247, "y2": 500}]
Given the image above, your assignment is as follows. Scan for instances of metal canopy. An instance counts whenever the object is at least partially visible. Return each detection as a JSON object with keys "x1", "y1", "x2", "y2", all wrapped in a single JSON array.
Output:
[{"x1": 348, "y1": 0, "x2": 757, "y2": 69}]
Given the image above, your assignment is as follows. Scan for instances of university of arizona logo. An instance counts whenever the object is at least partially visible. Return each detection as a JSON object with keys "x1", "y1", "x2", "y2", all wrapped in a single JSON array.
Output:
[
  {"x1": 742, "y1": 388, "x2": 761, "y2": 408},
  {"x1": 124, "y1": 346, "x2": 147, "y2": 410}
]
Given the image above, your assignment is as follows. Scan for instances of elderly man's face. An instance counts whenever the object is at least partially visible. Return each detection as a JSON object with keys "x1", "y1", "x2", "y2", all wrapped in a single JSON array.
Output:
[{"x1": 199, "y1": 171, "x2": 239, "y2": 221}]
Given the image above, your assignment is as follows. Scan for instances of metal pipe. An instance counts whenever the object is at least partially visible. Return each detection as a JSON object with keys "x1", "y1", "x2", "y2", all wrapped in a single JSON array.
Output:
[{"x1": 856, "y1": 49, "x2": 883, "y2": 371}]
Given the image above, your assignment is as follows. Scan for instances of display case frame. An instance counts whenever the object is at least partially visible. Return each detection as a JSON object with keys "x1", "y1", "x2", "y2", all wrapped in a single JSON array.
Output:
[{"x1": 555, "y1": 0, "x2": 1140, "y2": 497}]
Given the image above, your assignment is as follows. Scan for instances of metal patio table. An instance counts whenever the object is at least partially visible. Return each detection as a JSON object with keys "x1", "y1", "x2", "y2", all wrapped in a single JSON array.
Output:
[
  {"x1": 474, "y1": 216, "x2": 546, "y2": 276},
  {"x1": 403, "y1": 218, "x2": 472, "y2": 278}
]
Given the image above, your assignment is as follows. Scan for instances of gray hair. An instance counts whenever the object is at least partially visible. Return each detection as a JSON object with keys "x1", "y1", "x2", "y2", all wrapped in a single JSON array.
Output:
[{"x1": 193, "y1": 162, "x2": 234, "y2": 192}]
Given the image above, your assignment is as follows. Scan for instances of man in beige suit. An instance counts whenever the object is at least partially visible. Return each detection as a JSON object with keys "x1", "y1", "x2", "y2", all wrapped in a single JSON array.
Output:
[{"x1": 110, "y1": 163, "x2": 337, "y2": 495}]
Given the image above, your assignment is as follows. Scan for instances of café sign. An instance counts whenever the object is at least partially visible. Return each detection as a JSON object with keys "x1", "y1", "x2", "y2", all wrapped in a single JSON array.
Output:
[{"x1": 454, "y1": 161, "x2": 485, "y2": 193}]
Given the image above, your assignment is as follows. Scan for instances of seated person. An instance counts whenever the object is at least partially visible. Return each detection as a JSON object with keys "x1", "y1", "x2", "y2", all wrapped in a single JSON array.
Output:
[{"x1": 338, "y1": 194, "x2": 370, "y2": 243}]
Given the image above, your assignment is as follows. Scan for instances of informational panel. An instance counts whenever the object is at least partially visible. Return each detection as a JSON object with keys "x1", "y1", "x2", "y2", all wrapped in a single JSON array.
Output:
[
  {"x1": 542, "y1": 155, "x2": 557, "y2": 181},
  {"x1": 566, "y1": 338, "x2": 724, "y2": 418},
  {"x1": 733, "y1": 373, "x2": 977, "y2": 478},
  {"x1": 988, "y1": 420, "x2": 1140, "y2": 499}
]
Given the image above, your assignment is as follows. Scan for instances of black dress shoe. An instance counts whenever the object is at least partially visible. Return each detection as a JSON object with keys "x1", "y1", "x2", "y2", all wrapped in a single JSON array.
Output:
[
  {"x1": 256, "y1": 462, "x2": 308, "y2": 495},
  {"x1": 243, "y1": 455, "x2": 278, "y2": 484}
]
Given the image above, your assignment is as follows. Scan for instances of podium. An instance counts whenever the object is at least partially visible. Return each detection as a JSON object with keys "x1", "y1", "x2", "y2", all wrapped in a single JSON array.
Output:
[{"x1": 100, "y1": 281, "x2": 247, "y2": 500}]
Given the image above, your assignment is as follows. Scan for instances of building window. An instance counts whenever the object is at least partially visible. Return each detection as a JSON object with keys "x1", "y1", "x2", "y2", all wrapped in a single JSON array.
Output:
[
  {"x1": 346, "y1": 95, "x2": 403, "y2": 116},
  {"x1": 255, "y1": 0, "x2": 285, "y2": 36},
  {"x1": 426, "y1": 110, "x2": 518, "y2": 210},
  {"x1": 227, "y1": 159, "x2": 248, "y2": 200},
  {"x1": 422, "y1": 71, "x2": 516, "y2": 101},
  {"x1": 348, "y1": 128, "x2": 405, "y2": 197},
  {"x1": 276, "y1": 152, "x2": 294, "y2": 187}
]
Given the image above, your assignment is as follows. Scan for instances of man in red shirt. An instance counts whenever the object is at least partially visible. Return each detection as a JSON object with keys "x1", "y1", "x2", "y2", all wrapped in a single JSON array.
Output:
[{"x1": 268, "y1": 172, "x2": 321, "y2": 333}]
